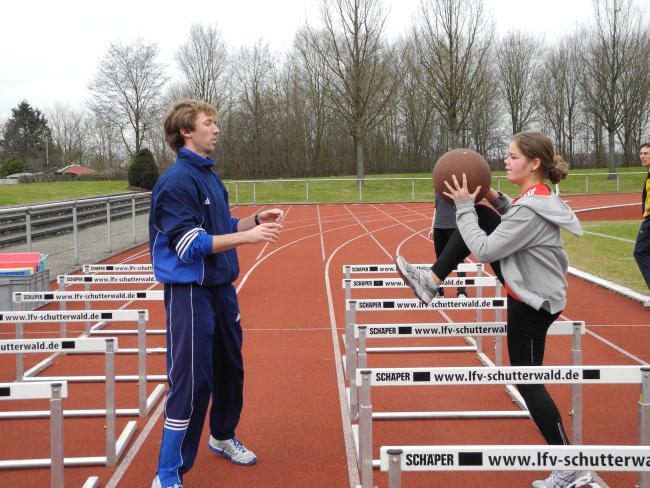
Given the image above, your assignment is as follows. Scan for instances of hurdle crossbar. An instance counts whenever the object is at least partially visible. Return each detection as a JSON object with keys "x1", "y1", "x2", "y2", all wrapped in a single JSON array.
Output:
[
  {"x1": 83, "y1": 264, "x2": 152, "y2": 273},
  {"x1": 355, "y1": 366, "x2": 650, "y2": 488},
  {"x1": 343, "y1": 263, "x2": 484, "y2": 277}
]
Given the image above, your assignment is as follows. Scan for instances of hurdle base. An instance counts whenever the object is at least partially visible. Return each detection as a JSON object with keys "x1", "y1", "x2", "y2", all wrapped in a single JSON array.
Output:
[
  {"x1": 84, "y1": 476, "x2": 99, "y2": 488},
  {"x1": 145, "y1": 384, "x2": 166, "y2": 415},
  {"x1": 23, "y1": 357, "x2": 53, "y2": 378},
  {"x1": 116, "y1": 421, "x2": 138, "y2": 461}
]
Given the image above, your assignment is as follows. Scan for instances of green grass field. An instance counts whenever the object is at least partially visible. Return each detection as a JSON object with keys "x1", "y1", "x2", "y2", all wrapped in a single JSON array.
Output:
[
  {"x1": 0, "y1": 181, "x2": 132, "y2": 208},
  {"x1": 562, "y1": 220, "x2": 646, "y2": 295}
]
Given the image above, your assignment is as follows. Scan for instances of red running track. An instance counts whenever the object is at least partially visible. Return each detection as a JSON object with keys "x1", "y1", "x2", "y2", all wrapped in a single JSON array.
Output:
[{"x1": 0, "y1": 192, "x2": 646, "y2": 488}]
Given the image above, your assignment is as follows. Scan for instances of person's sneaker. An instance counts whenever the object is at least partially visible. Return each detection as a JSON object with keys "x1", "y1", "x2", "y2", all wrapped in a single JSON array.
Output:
[
  {"x1": 151, "y1": 474, "x2": 183, "y2": 488},
  {"x1": 457, "y1": 291, "x2": 467, "y2": 299},
  {"x1": 395, "y1": 255, "x2": 438, "y2": 304},
  {"x1": 208, "y1": 436, "x2": 257, "y2": 466},
  {"x1": 644, "y1": 299, "x2": 650, "y2": 308},
  {"x1": 532, "y1": 470, "x2": 591, "y2": 488}
]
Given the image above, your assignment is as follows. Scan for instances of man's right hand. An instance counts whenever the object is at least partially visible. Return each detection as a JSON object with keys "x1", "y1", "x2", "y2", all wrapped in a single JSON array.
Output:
[{"x1": 245, "y1": 222, "x2": 283, "y2": 244}]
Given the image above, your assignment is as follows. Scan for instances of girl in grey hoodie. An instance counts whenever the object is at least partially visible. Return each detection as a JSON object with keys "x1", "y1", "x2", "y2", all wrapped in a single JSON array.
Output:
[{"x1": 396, "y1": 132, "x2": 587, "y2": 488}]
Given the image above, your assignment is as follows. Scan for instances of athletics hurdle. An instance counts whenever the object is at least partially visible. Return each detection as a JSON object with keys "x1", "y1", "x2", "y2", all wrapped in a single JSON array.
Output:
[
  {"x1": 57, "y1": 274, "x2": 158, "y2": 335},
  {"x1": 14, "y1": 290, "x2": 166, "y2": 344},
  {"x1": 82, "y1": 264, "x2": 153, "y2": 273},
  {"x1": 346, "y1": 297, "x2": 508, "y2": 422},
  {"x1": 380, "y1": 445, "x2": 650, "y2": 488},
  {"x1": 0, "y1": 339, "x2": 138, "y2": 468},
  {"x1": 356, "y1": 365, "x2": 649, "y2": 488},
  {"x1": 351, "y1": 320, "x2": 585, "y2": 418},
  {"x1": 0, "y1": 309, "x2": 165, "y2": 416}
]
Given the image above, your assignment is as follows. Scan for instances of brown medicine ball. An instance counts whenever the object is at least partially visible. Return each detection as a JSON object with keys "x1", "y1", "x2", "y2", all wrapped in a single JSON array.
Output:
[{"x1": 432, "y1": 148, "x2": 492, "y2": 205}]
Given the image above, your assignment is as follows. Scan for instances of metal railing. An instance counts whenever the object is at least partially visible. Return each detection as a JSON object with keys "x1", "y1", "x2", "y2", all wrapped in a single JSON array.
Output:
[
  {"x1": 0, "y1": 193, "x2": 151, "y2": 266},
  {"x1": 225, "y1": 172, "x2": 646, "y2": 205}
]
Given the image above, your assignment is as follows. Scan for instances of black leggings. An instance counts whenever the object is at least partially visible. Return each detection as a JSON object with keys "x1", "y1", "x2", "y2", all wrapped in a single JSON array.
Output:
[
  {"x1": 432, "y1": 205, "x2": 570, "y2": 445},
  {"x1": 433, "y1": 227, "x2": 466, "y2": 297}
]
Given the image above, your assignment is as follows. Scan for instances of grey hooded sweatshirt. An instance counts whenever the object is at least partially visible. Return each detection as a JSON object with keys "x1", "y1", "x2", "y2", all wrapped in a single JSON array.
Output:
[{"x1": 454, "y1": 188, "x2": 583, "y2": 314}]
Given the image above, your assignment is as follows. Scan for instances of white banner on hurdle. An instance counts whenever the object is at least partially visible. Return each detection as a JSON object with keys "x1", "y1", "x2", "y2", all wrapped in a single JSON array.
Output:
[
  {"x1": 347, "y1": 298, "x2": 506, "y2": 311},
  {"x1": 0, "y1": 382, "x2": 68, "y2": 400},
  {"x1": 14, "y1": 291, "x2": 163, "y2": 302},
  {"x1": 355, "y1": 321, "x2": 584, "y2": 339},
  {"x1": 83, "y1": 264, "x2": 152, "y2": 273},
  {"x1": 0, "y1": 338, "x2": 117, "y2": 353},
  {"x1": 343, "y1": 276, "x2": 497, "y2": 289},
  {"x1": 343, "y1": 263, "x2": 484, "y2": 274},
  {"x1": 358, "y1": 365, "x2": 642, "y2": 386},
  {"x1": 0, "y1": 310, "x2": 148, "y2": 323},
  {"x1": 380, "y1": 445, "x2": 650, "y2": 472},
  {"x1": 59, "y1": 275, "x2": 157, "y2": 284}
]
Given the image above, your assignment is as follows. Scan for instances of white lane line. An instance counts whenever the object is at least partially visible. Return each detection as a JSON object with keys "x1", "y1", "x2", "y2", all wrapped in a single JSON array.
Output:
[
  {"x1": 343, "y1": 204, "x2": 393, "y2": 260},
  {"x1": 104, "y1": 396, "x2": 166, "y2": 488},
  {"x1": 581, "y1": 231, "x2": 635, "y2": 243},
  {"x1": 317, "y1": 205, "x2": 326, "y2": 261}
]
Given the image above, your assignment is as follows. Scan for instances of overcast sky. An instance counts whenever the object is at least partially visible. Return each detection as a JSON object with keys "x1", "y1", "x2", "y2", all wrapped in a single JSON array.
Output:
[{"x1": 0, "y1": 0, "x2": 602, "y2": 119}]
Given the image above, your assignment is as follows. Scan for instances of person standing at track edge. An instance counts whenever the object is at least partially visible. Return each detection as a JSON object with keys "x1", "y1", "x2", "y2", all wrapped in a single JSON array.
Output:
[
  {"x1": 148, "y1": 99, "x2": 284, "y2": 488},
  {"x1": 634, "y1": 143, "x2": 650, "y2": 308},
  {"x1": 396, "y1": 132, "x2": 591, "y2": 488},
  {"x1": 429, "y1": 194, "x2": 467, "y2": 299}
]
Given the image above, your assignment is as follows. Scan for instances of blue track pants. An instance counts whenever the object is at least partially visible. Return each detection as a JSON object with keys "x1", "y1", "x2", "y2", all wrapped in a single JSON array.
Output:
[{"x1": 156, "y1": 283, "x2": 244, "y2": 487}]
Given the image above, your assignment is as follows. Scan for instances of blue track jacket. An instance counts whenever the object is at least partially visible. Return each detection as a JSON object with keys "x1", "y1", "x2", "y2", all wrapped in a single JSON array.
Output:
[{"x1": 149, "y1": 148, "x2": 240, "y2": 285}]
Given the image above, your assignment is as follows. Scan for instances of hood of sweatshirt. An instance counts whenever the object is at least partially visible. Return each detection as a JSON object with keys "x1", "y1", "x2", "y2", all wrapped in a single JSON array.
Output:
[{"x1": 515, "y1": 191, "x2": 583, "y2": 237}]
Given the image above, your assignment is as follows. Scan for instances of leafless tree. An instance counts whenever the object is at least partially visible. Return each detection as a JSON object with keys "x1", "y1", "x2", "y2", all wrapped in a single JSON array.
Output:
[
  {"x1": 173, "y1": 23, "x2": 230, "y2": 110},
  {"x1": 579, "y1": 0, "x2": 647, "y2": 177},
  {"x1": 305, "y1": 0, "x2": 399, "y2": 185},
  {"x1": 85, "y1": 113, "x2": 127, "y2": 171},
  {"x1": 46, "y1": 102, "x2": 88, "y2": 167},
  {"x1": 413, "y1": 0, "x2": 495, "y2": 149},
  {"x1": 231, "y1": 39, "x2": 281, "y2": 178},
  {"x1": 538, "y1": 35, "x2": 583, "y2": 163},
  {"x1": 87, "y1": 37, "x2": 169, "y2": 157},
  {"x1": 497, "y1": 30, "x2": 545, "y2": 135}
]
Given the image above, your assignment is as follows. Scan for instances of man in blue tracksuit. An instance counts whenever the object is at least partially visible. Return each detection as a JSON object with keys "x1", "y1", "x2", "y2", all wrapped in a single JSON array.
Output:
[{"x1": 149, "y1": 99, "x2": 284, "y2": 488}]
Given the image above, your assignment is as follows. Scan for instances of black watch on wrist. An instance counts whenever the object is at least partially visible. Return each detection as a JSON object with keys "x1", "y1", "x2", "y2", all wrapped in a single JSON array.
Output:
[{"x1": 254, "y1": 214, "x2": 260, "y2": 226}]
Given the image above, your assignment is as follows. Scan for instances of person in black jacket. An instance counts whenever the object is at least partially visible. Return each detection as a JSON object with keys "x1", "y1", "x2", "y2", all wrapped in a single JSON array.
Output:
[
  {"x1": 634, "y1": 143, "x2": 650, "y2": 308},
  {"x1": 149, "y1": 99, "x2": 283, "y2": 488}
]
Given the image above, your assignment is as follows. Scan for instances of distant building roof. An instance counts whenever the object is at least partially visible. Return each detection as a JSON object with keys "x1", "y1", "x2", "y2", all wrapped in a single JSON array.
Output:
[{"x1": 54, "y1": 165, "x2": 95, "y2": 175}]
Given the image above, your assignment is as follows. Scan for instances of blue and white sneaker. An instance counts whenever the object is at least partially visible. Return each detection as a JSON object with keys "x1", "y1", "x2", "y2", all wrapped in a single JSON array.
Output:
[
  {"x1": 532, "y1": 470, "x2": 592, "y2": 488},
  {"x1": 208, "y1": 436, "x2": 257, "y2": 466},
  {"x1": 151, "y1": 474, "x2": 183, "y2": 488}
]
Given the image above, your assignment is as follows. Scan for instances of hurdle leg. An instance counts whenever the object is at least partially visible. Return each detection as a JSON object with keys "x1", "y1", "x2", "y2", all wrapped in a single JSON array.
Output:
[
  {"x1": 138, "y1": 312, "x2": 147, "y2": 416},
  {"x1": 494, "y1": 283, "x2": 502, "y2": 367},
  {"x1": 359, "y1": 370, "x2": 373, "y2": 488},
  {"x1": 50, "y1": 383, "x2": 64, "y2": 488},
  {"x1": 345, "y1": 303, "x2": 357, "y2": 382},
  {"x1": 84, "y1": 280, "x2": 91, "y2": 336},
  {"x1": 58, "y1": 278, "x2": 67, "y2": 338},
  {"x1": 350, "y1": 327, "x2": 368, "y2": 422},
  {"x1": 475, "y1": 269, "x2": 483, "y2": 354},
  {"x1": 571, "y1": 322, "x2": 583, "y2": 444},
  {"x1": 105, "y1": 339, "x2": 116, "y2": 467},
  {"x1": 15, "y1": 321, "x2": 24, "y2": 381},
  {"x1": 639, "y1": 367, "x2": 650, "y2": 488},
  {"x1": 386, "y1": 449, "x2": 403, "y2": 488}
]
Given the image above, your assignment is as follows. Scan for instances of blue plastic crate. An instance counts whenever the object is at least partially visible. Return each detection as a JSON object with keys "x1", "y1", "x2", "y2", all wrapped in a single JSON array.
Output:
[{"x1": 0, "y1": 269, "x2": 32, "y2": 277}]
